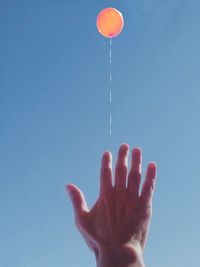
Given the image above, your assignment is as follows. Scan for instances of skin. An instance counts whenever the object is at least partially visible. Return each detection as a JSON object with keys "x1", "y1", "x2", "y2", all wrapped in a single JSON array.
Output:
[{"x1": 66, "y1": 143, "x2": 157, "y2": 265}]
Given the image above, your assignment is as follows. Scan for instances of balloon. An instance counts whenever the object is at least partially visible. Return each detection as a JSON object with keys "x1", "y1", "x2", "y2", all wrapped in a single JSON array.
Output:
[{"x1": 96, "y1": 7, "x2": 124, "y2": 38}]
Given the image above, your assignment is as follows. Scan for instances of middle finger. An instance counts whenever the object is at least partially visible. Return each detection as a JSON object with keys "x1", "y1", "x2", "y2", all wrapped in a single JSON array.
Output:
[{"x1": 114, "y1": 143, "x2": 129, "y2": 194}]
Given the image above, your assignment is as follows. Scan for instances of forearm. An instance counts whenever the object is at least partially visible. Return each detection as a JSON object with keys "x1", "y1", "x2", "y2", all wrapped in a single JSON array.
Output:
[
  {"x1": 96, "y1": 256, "x2": 145, "y2": 267},
  {"x1": 95, "y1": 245, "x2": 145, "y2": 267}
]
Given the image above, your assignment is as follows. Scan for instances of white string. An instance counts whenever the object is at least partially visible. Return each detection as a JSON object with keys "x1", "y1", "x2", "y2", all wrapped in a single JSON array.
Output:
[{"x1": 109, "y1": 38, "x2": 112, "y2": 136}]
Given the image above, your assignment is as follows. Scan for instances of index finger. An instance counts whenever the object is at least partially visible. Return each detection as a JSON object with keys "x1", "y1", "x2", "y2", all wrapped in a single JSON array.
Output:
[{"x1": 99, "y1": 151, "x2": 113, "y2": 199}]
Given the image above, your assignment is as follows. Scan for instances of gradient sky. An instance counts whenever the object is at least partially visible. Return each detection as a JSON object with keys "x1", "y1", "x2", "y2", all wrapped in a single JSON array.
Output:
[{"x1": 1, "y1": 1, "x2": 200, "y2": 267}]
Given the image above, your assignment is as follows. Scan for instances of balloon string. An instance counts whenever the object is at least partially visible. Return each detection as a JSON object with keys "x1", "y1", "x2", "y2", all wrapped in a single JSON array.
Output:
[{"x1": 109, "y1": 38, "x2": 112, "y2": 136}]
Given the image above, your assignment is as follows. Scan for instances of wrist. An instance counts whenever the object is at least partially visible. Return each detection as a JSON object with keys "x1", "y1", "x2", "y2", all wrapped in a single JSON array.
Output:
[{"x1": 96, "y1": 244, "x2": 145, "y2": 267}]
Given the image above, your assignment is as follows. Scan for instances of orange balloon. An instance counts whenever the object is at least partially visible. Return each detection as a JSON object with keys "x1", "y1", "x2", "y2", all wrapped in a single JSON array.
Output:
[{"x1": 96, "y1": 7, "x2": 124, "y2": 38}]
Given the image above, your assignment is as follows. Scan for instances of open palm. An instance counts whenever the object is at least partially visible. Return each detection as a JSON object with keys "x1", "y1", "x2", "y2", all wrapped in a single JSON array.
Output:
[{"x1": 66, "y1": 144, "x2": 156, "y2": 259}]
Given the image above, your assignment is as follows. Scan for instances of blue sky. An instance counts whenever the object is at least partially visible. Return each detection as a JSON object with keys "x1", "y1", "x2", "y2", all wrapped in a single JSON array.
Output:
[{"x1": 1, "y1": 1, "x2": 200, "y2": 266}]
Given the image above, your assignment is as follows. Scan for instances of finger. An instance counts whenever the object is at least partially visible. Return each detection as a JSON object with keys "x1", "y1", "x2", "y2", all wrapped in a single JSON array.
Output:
[
  {"x1": 114, "y1": 143, "x2": 129, "y2": 193},
  {"x1": 66, "y1": 184, "x2": 89, "y2": 219},
  {"x1": 140, "y1": 162, "x2": 157, "y2": 209},
  {"x1": 127, "y1": 147, "x2": 142, "y2": 198},
  {"x1": 99, "y1": 151, "x2": 113, "y2": 199}
]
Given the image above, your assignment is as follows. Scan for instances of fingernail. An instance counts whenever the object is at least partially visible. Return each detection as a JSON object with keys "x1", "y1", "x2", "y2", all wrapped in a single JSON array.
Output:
[{"x1": 133, "y1": 147, "x2": 141, "y2": 154}]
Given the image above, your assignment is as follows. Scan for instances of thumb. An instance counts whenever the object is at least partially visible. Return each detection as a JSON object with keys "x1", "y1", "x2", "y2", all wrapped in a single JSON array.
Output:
[{"x1": 66, "y1": 184, "x2": 89, "y2": 217}]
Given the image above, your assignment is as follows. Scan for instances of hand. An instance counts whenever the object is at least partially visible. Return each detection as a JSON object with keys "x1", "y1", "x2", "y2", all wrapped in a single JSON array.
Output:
[{"x1": 66, "y1": 144, "x2": 157, "y2": 265}]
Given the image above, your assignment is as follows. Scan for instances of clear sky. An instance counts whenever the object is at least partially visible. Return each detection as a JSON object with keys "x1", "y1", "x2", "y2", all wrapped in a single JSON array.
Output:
[{"x1": 1, "y1": 1, "x2": 200, "y2": 266}]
